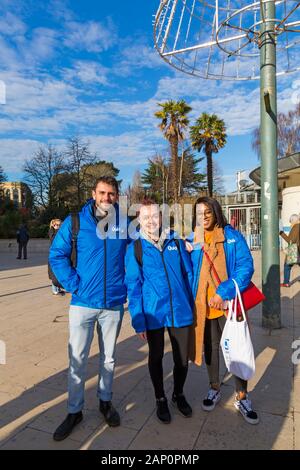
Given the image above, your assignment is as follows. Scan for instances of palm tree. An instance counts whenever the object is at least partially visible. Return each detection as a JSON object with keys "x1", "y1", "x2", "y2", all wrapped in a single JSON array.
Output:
[
  {"x1": 155, "y1": 100, "x2": 192, "y2": 202},
  {"x1": 190, "y1": 113, "x2": 227, "y2": 197}
]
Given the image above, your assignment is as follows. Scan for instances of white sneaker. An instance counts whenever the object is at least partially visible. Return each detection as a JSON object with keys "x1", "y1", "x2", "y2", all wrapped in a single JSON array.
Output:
[
  {"x1": 234, "y1": 394, "x2": 259, "y2": 425},
  {"x1": 202, "y1": 388, "x2": 221, "y2": 411}
]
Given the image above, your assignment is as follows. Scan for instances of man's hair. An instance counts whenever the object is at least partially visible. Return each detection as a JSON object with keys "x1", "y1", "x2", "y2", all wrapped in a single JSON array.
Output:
[
  {"x1": 93, "y1": 176, "x2": 119, "y2": 194},
  {"x1": 193, "y1": 196, "x2": 227, "y2": 230}
]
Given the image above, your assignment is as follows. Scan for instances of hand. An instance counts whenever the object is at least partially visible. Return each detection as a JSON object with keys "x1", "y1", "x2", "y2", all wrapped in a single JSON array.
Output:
[
  {"x1": 138, "y1": 331, "x2": 147, "y2": 341},
  {"x1": 184, "y1": 241, "x2": 194, "y2": 253},
  {"x1": 208, "y1": 294, "x2": 225, "y2": 310}
]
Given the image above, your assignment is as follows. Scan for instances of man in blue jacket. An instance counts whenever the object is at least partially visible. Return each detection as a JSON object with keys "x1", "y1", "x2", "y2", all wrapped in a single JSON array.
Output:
[{"x1": 49, "y1": 176, "x2": 128, "y2": 441}]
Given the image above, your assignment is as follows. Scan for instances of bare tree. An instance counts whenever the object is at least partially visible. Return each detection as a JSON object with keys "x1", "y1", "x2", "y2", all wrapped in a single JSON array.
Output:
[
  {"x1": 23, "y1": 145, "x2": 66, "y2": 210},
  {"x1": 64, "y1": 137, "x2": 97, "y2": 209},
  {"x1": 128, "y1": 171, "x2": 144, "y2": 204},
  {"x1": 252, "y1": 102, "x2": 300, "y2": 159}
]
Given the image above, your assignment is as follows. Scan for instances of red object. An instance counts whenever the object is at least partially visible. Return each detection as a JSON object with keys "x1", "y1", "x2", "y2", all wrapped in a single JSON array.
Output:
[{"x1": 203, "y1": 249, "x2": 265, "y2": 313}]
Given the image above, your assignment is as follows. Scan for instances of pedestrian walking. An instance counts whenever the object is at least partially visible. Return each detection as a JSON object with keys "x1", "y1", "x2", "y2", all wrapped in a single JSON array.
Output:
[
  {"x1": 280, "y1": 214, "x2": 300, "y2": 287},
  {"x1": 16, "y1": 224, "x2": 29, "y2": 260}
]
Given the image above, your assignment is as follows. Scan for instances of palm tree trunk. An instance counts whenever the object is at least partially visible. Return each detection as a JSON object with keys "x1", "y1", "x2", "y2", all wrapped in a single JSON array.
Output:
[
  {"x1": 178, "y1": 145, "x2": 184, "y2": 199},
  {"x1": 170, "y1": 136, "x2": 178, "y2": 202},
  {"x1": 206, "y1": 147, "x2": 213, "y2": 197}
]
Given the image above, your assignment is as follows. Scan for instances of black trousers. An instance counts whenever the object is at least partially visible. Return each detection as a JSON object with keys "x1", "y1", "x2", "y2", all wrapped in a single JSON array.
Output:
[
  {"x1": 204, "y1": 316, "x2": 247, "y2": 393},
  {"x1": 17, "y1": 242, "x2": 28, "y2": 259},
  {"x1": 146, "y1": 326, "x2": 190, "y2": 399}
]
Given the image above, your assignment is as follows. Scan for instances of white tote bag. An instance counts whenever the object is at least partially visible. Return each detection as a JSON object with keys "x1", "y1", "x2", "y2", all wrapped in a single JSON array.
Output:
[{"x1": 220, "y1": 279, "x2": 255, "y2": 381}]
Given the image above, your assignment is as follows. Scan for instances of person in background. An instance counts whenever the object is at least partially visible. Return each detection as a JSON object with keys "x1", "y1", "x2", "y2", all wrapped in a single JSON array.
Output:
[
  {"x1": 16, "y1": 224, "x2": 29, "y2": 260},
  {"x1": 48, "y1": 219, "x2": 64, "y2": 295},
  {"x1": 280, "y1": 214, "x2": 300, "y2": 287}
]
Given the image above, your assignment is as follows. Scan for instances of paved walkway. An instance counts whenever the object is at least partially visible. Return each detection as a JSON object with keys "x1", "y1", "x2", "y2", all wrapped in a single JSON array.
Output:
[{"x1": 0, "y1": 251, "x2": 299, "y2": 450}]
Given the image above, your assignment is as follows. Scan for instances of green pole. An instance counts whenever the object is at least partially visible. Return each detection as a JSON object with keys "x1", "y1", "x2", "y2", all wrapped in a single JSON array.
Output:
[{"x1": 260, "y1": 0, "x2": 281, "y2": 329}]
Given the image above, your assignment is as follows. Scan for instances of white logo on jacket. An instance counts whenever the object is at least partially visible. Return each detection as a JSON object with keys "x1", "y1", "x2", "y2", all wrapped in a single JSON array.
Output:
[
  {"x1": 227, "y1": 239, "x2": 236, "y2": 244},
  {"x1": 168, "y1": 245, "x2": 178, "y2": 251}
]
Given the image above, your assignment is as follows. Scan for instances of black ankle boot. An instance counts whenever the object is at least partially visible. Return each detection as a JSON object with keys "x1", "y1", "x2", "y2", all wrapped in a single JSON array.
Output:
[
  {"x1": 99, "y1": 400, "x2": 120, "y2": 427},
  {"x1": 53, "y1": 411, "x2": 83, "y2": 441},
  {"x1": 171, "y1": 393, "x2": 192, "y2": 417},
  {"x1": 156, "y1": 397, "x2": 171, "y2": 424}
]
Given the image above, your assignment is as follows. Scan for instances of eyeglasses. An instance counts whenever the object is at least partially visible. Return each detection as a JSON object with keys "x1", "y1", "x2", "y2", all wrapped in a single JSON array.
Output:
[
  {"x1": 53, "y1": 224, "x2": 60, "y2": 227},
  {"x1": 196, "y1": 210, "x2": 213, "y2": 217}
]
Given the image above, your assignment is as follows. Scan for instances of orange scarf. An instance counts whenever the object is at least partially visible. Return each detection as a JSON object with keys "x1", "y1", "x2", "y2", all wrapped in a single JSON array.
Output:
[{"x1": 189, "y1": 226, "x2": 228, "y2": 366}]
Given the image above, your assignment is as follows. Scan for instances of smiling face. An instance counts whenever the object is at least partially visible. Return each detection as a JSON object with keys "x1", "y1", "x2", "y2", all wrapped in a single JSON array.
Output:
[
  {"x1": 139, "y1": 204, "x2": 161, "y2": 238},
  {"x1": 92, "y1": 182, "x2": 118, "y2": 212},
  {"x1": 196, "y1": 203, "x2": 216, "y2": 231}
]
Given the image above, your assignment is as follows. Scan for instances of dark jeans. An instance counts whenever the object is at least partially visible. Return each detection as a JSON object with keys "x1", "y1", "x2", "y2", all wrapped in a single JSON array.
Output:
[
  {"x1": 17, "y1": 242, "x2": 28, "y2": 259},
  {"x1": 204, "y1": 316, "x2": 247, "y2": 393},
  {"x1": 146, "y1": 326, "x2": 190, "y2": 399},
  {"x1": 283, "y1": 262, "x2": 300, "y2": 284}
]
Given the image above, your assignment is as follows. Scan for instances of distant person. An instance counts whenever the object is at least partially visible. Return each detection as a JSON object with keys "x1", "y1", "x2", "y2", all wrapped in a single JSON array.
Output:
[
  {"x1": 16, "y1": 224, "x2": 29, "y2": 260},
  {"x1": 48, "y1": 219, "x2": 64, "y2": 295},
  {"x1": 280, "y1": 214, "x2": 300, "y2": 287}
]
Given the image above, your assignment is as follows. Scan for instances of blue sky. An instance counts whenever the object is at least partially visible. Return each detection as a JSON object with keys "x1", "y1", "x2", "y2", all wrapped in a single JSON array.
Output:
[{"x1": 0, "y1": 0, "x2": 300, "y2": 193}]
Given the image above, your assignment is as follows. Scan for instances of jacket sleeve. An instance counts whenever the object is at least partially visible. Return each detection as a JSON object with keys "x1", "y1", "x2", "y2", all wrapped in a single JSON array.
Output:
[
  {"x1": 125, "y1": 242, "x2": 146, "y2": 333},
  {"x1": 48, "y1": 216, "x2": 80, "y2": 293},
  {"x1": 216, "y1": 232, "x2": 254, "y2": 301},
  {"x1": 179, "y1": 239, "x2": 194, "y2": 295}
]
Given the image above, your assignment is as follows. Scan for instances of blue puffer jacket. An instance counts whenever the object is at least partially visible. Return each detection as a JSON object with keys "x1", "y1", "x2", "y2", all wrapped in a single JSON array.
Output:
[
  {"x1": 189, "y1": 225, "x2": 254, "y2": 300},
  {"x1": 125, "y1": 233, "x2": 194, "y2": 333},
  {"x1": 49, "y1": 199, "x2": 128, "y2": 309}
]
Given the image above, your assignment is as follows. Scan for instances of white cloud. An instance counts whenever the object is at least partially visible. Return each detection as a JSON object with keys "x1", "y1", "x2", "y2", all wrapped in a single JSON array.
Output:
[
  {"x1": 64, "y1": 19, "x2": 117, "y2": 53},
  {"x1": 63, "y1": 61, "x2": 111, "y2": 86},
  {"x1": 116, "y1": 42, "x2": 167, "y2": 76},
  {"x1": 0, "y1": 139, "x2": 41, "y2": 174},
  {"x1": 0, "y1": 12, "x2": 27, "y2": 36}
]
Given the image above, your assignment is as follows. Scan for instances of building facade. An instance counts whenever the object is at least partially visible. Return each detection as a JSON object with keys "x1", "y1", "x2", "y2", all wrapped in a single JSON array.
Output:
[{"x1": 0, "y1": 182, "x2": 31, "y2": 209}]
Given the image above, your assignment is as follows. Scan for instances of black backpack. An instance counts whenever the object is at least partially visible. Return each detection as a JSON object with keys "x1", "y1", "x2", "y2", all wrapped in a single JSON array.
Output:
[{"x1": 70, "y1": 212, "x2": 80, "y2": 268}]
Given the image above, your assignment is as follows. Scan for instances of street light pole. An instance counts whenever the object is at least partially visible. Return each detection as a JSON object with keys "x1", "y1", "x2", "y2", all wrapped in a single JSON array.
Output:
[{"x1": 260, "y1": 0, "x2": 281, "y2": 328}]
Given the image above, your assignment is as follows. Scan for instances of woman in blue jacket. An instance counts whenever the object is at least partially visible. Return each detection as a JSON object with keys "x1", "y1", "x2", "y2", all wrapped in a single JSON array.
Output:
[
  {"x1": 125, "y1": 199, "x2": 194, "y2": 424},
  {"x1": 189, "y1": 196, "x2": 259, "y2": 425}
]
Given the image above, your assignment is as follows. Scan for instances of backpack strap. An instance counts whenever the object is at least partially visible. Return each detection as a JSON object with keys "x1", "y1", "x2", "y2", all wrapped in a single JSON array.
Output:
[
  {"x1": 134, "y1": 238, "x2": 143, "y2": 268},
  {"x1": 71, "y1": 212, "x2": 80, "y2": 268}
]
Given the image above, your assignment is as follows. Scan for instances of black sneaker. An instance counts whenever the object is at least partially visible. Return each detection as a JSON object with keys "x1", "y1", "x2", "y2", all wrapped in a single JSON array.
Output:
[
  {"x1": 99, "y1": 400, "x2": 120, "y2": 427},
  {"x1": 171, "y1": 393, "x2": 192, "y2": 417},
  {"x1": 53, "y1": 412, "x2": 83, "y2": 441},
  {"x1": 234, "y1": 394, "x2": 259, "y2": 425},
  {"x1": 156, "y1": 397, "x2": 171, "y2": 424}
]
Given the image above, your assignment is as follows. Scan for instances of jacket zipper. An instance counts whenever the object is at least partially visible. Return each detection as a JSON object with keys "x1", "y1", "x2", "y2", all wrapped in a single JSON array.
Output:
[
  {"x1": 160, "y1": 250, "x2": 174, "y2": 327},
  {"x1": 104, "y1": 237, "x2": 107, "y2": 307},
  {"x1": 91, "y1": 206, "x2": 107, "y2": 308}
]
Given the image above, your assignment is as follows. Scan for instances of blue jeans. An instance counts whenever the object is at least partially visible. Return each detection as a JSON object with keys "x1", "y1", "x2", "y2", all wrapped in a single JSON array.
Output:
[
  {"x1": 283, "y1": 263, "x2": 300, "y2": 284},
  {"x1": 68, "y1": 305, "x2": 124, "y2": 413}
]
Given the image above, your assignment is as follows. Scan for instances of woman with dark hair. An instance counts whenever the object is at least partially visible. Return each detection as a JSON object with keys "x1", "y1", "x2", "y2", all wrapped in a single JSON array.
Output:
[{"x1": 188, "y1": 196, "x2": 259, "y2": 425}]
